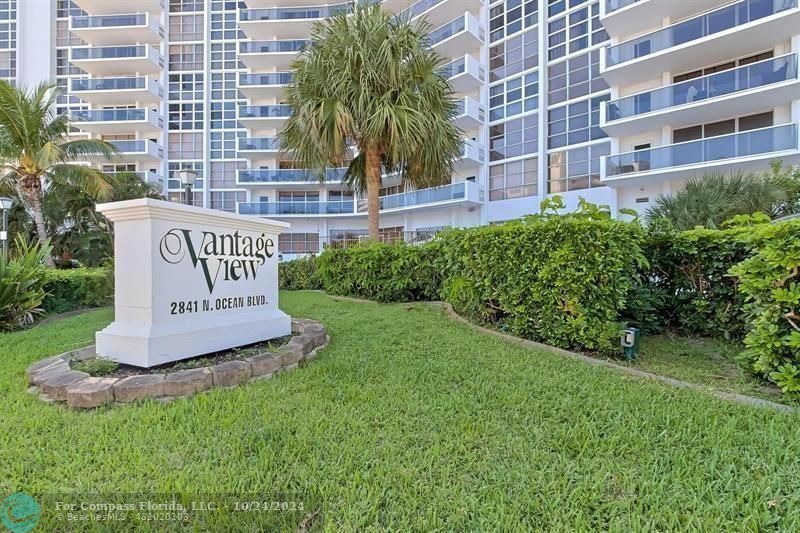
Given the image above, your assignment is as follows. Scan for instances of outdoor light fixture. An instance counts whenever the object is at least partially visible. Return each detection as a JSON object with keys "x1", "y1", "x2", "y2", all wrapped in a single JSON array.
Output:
[
  {"x1": 175, "y1": 169, "x2": 198, "y2": 207},
  {"x1": 0, "y1": 196, "x2": 13, "y2": 261}
]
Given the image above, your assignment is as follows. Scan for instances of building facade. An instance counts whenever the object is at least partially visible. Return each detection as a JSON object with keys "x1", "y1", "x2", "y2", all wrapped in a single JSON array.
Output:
[{"x1": 9, "y1": 0, "x2": 800, "y2": 257}]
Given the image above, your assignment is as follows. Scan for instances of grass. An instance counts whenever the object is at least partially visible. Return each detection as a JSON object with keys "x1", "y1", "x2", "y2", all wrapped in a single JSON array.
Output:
[
  {"x1": 633, "y1": 335, "x2": 783, "y2": 402},
  {"x1": 0, "y1": 291, "x2": 799, "y2": 530}
]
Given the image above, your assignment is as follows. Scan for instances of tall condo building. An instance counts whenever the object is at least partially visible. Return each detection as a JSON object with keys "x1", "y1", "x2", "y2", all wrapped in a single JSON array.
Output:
[{"x1": 7, "y1": 0, "x2": 800, "y2": 257}]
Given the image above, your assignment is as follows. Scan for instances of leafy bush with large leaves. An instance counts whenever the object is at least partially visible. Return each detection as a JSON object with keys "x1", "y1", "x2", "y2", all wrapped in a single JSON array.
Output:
[
  {"x1": 730, "y1": 220, "x2": 800, "y2": 397},
  {"x1": 0, "y1": 238, "x2": 50, "y2": 330}
]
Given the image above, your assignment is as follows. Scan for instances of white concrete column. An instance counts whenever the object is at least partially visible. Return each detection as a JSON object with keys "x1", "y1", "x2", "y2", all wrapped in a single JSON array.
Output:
[{"x1": 17, "y1": 0, "x2": 56, "y2": 87}]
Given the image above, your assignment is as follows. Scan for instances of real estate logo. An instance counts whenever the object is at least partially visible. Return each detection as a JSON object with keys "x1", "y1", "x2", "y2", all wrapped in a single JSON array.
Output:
[
  {"x1": 0, "y1": 493, "x2": 40, "y2": 533},
  {"x1": 159, "y1": 228, "x2": 276, "y2": 294}
]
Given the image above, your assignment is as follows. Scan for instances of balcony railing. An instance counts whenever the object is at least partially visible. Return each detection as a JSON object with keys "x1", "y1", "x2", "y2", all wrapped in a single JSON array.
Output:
[
  {"x1": 239, "y1": 40, "x2": 308, "y2": 54},
  {"x1": 239, "y1": 137, "x2": 281, "y2": 151},
  {"x1": 239, "y1": 105, "x2": 293, "y2": 119},
  {"x1": 74, "y1": 108, "x2": 149, "y2": 122},
  {"x1": 605, "y1": 0, "x2": 641, "y2": 13},
  {"x1": 605, "y1": 123, "x2": 798, "y2": 177},
  {"x1": 438, "y1": 57, "x2": 466, "y2": 79},
  {"x1": 241, "y1": 3, "x2": 352, "y2": 21},
  {"x1": 398, "y1": 0, "x2": 445, "y2": 20},
  {"x1": 239, "y1": 201, "x2": 355, "y2": 215},
  {"x1": 71, "y1": 14, "x2": 147, "y2": 28},
  {"x1": 71, "y1": 76, "x2": 160, "y2": 93},
  {"x1": 71, "y1": 45, "x2": 153, "y2": 60},
  {"x1": 358, "y1": 182, "x2": 469, "y2": 212},
  {"x1": 109, "y1": 140, "x2": 163, "y2": 158},
  {"x1": 606, "y1": 53, "x2": 799, "y2": 121},
  {"x1": 429, "y1": 15, "x2": 466, "y2": 46},
  {"x1": 606, "y1": 0, "x2": 798, "y2": 67},
  {"x1": 239, "y1": 73, "x2": 293, "y2": 86},
  {"x1": 238, "y1": 167, "x2": 347, "y2": 183}
]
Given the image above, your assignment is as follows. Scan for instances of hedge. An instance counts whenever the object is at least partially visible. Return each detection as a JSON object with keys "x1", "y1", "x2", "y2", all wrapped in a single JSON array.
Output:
[
  {"x1": 279, "y1": 256, "x2": 323, "y2": 291},
  {"x1": 42, "y1": 268, "x2": 114, "y2": 314}
]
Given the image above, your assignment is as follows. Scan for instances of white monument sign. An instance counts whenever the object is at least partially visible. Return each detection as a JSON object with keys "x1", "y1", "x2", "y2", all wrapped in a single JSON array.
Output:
[{"x1": 95, "y1": 198, "x2": 292, "y2": 368}]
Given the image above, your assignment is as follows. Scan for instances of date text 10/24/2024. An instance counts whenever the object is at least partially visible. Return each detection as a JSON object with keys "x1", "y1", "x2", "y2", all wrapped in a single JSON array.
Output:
[{"x1": 170, "y1": 294, "x2": 268, "y2": 316}]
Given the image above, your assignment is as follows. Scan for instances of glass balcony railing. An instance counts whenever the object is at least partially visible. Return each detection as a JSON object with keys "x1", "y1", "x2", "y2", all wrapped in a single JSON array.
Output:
[
  {"x1": 239, "y1": 201, "x2": 355, "y2": 215},
  {"x1": 239, "y1": 40, "x2": 308, "y2": 54},
  {"x1": 607, "y1": 0, "x2": 799, "y2": 67},
  {"x1": 239, "y1": 105, "x2": 293, "y2": 119},
  {"x1": 239, "y1": 137, "x2": 281, "y2": 151},
  {"x1": 241, "y1": 3, "x2": 352, "y2": 22},
  {"x1": 110, "y1": 140, "x2": 148, "y2": 153},
  {"x1": 74, "y1": 108, "x2": 148, "y2": 122},
  {"x1": 438, "y1": 57, "x2": 466, "y2": 79},
  {"x1": 71, "y1": 45, "x2": 149, "y2": 60},
  {"x1": 607, "y1": 53, "x2": 799, "y2": 121},
  {"x1": 71, "y1": 77, "x2": 149, "y2": 92},
  {"x1": 239, "y1": 73, "x2": 293, "y2": 86},
  {"x1": 429, "y1": 15, "x2": 466, "y2": 46},
  {"x1": 72, "y1": 14, "x2": 147, "y2": 28},
  {"x1": 238, "y1": 168, "x2": 347, "y2": 183},
  {"x1": 398, "y1": 0, "x2": 445, "y2": 20},
  {"x1": 358, "y1": 182, "x2": 468, "y2": 212},
  {"x1": 605, "y1": 0, "x2": 641, "y2": 13},
  {"x1": 605, "y1": 123, "x2": 798, "y2": 177}
]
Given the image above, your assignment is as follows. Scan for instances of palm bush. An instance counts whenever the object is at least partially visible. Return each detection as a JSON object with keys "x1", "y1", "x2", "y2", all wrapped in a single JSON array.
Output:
[
  {"x1": 279, "y1": 4, "x2": 463, "y2": 240},
  {"x1": 646, "y1": 171, "x2": 788, "y2": 230},
  {"x1": 0, "y1": 237, "x2": 50, "y2": 330}
]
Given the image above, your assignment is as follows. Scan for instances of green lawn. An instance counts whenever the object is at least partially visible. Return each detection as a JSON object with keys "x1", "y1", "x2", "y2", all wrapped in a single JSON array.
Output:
[{"x1": 1, "y1": 291, "x2": 799, "y2": 530}]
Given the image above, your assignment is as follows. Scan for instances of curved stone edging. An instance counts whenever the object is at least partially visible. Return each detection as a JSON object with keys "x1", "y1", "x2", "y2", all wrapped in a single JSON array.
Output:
[
  {"x1": 25, "y1": 318, "x2": 328, "y2": 409},
  {"x1": 321, "y1": 294, "x2": 798, "y2": 414}
]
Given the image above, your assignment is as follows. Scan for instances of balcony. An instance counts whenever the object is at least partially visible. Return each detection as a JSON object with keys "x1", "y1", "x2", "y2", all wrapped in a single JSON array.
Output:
[
  {"x1": 104, "y1": 140, "x2": 165, "y2": 164},
  {"x1": 238, "y1": 137, "x2": 281, "y2": 160},
  {"x1": 430, "y1": 13, "x2": 484, "y2": 59},
  {"x1": 70, "y1": 45, "x2": 163, "y2": 76},
  {"x1": 239, "y1": 40, "x2": 308, "y2": 70},
  {"x1": 357, "y1": 181, "x2": 483, "y2": 213},
  {"x1": 602, "y1": 53, "x2": 800, "y2": 137},
  {"x1": 602, "y1": 123, "x2": 800, "y2": 186},
  {"x1": 72, "y1": 0, "x2": 164, "y2": 15},
  {"x1": 239, "y1": 201, "x2": 355, "y2": 216},
  {"x1": 600, "y1": 0, "x2": 733, "y2": 38},
  {"x1": 239, "y1": 72, "x2": 293, "y2": 100},
  {"x1": 72, "y1": 108, "x2": 163, "y2": 135},
  {"x1": 439, "y1": 54, "x2": 484, "y2": 93},
  {"x1": 455, "y1": 139, "x2": 486, "y2": 170},
  {"x1": 398, "y1": 0, "x2": 482, "y2": 28},
  {"x1": 239, "y1": 3, "x2": 353, "y2": 40},
  {"x1": 71, "y1": 77, "x2": 163, "y2": 105},
  {"x1": 453, "y1": 96, "x2": 484, "y2": 131},
  {"x1": 237, "y1": 167, "x2": 347, "y2": 185},
  {"x1": 70, "y1": 13, "x2": 163, "y2": 46},
  {"x1": 103, "y1": 170, "x2": 164, "y2": 185},
  {"x1": 602, "y1": 0, "x2": 800, "y2": 87},
  {"x1": 238, "y1": 105, "x2": 293, "y2": 131}
]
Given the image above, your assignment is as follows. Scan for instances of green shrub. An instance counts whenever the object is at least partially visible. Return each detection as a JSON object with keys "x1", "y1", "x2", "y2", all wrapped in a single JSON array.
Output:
[
  {"x1": 317, "y1": 242, "x2": 440, "y2": 302},
  {"x1": 0, "y1": 239, "x2": 50, "y2": 331},
  {"x1": 434, "y1": 215, "x2": 646, "y2": 356},
  {"x1": 42, "y1": 268, "x2": 113, "y2": 314},
  {"x1": 279, "y1": 256, "x2": 322, "y2": 290},
  {"x1": 730, "y1": 220, "x2": 800, "y2": 397}
]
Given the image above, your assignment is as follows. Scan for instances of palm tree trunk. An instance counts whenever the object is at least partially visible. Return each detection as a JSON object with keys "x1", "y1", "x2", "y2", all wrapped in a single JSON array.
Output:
[
  {"x1": 365, "y1": 147, "x2": 382, "y2": 241},
  {"x1": 23, "y1": 179, "x2": 55, "y2": 267}
]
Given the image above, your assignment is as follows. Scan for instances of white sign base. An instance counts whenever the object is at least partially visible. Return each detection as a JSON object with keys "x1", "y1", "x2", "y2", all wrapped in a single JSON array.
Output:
[{"x1": 95, "y1": 198, "x2": 292, "y2": 368}]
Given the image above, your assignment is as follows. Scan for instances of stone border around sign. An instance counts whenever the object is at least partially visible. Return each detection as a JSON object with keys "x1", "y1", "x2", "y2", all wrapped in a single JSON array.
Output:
[{"x1": 25, "y1": 318, "x2": 328, "y2": 409}]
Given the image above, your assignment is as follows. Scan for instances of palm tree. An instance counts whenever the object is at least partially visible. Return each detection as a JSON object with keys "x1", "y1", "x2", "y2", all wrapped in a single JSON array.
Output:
[
  {"x1": 646, "y1": 171, "x2": 788, "y2": 230},
  {"x1": 279, "y1": 4, "x2": 463, "y2": 240},
  {"x1": 0, "y1": 81, "x2": 115, "y2": 265}
]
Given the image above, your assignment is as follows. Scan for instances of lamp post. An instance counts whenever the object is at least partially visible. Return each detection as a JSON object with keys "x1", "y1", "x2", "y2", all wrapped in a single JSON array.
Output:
[
  {"x1": 0, "y1": 197, "x2": 13, "y2": 261},
  {"x1": 175, "y1": 169, "x2": 198, "y2": 207}
]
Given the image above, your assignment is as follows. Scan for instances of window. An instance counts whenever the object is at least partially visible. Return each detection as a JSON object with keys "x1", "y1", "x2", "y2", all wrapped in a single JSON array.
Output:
[
  {"x1": 548, "y1": 141, "x2": 609, "y2": 193},
  {"x1": 168, "y1": 132, "x2": 204, "y2": 160},
  {"x1": 489, "y1": 0, "x2": 538, "y2": 42},
  {"x1": 210, "y1": 42, "x2": 239, "y2": 70},
  {"x1": 547, "y1": 2, "x2": 607, "y2": 61},
  {"x1": 170, "y1": 14, "x2": 204, "y2": 42},
  {"x1": 168, "y1": 102, "x2": 204, "y2": 130},
  {"x1": 169, "y1": 73, "x2": 204, "y2": 101},
  {"x1": 547, "y1": 94, "x2": 609, "y2": 149},
  {"x1": 210, "y1": 131, "x2": 240, "y2": 159},
  {"x1": 279, "y1": 191, "x2": 319, "y2": 202},
  {"x1": 673, "y1": 51, "x2": 774, "y2": 82},
  {"x1": 168, "y1": 162, "x2": 203, "y2": 190},
  {"x1": 489, "y1": 71, "x2": 538, "y2": 121},
  {"x1": 208, "y1": 161, "x2": 245, "y2": 189},
  {"x1": 673, "y1": 112, "x2": 774, "y2": 143},
  {"x1": 489, "y1": 157, "x2": 538, "y2": 201},
  {"x1": 548, "y1": 49, "x2": 607, "y2": 105},
  {"x1": 489, "y1": 115, "x2": 538, "y2": 162},
  {"x1": 169, "y1": 0, "x2": 203, "y2": 13},
  {"x1": 279, "y1": 233, "x2": 320, "y2": 254},
  {"x1": 169, "y1": 44, "x2": 204, "y2": 71},
  {"x1": 329, "y1": 190, "x2": 354, "y2": 202},
  {"x1": 209, "y1": 191, "x2": 246, "y2": 213},
  {"x1": 489, "y1": 28, "x2": 538, "y2": 82}
]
